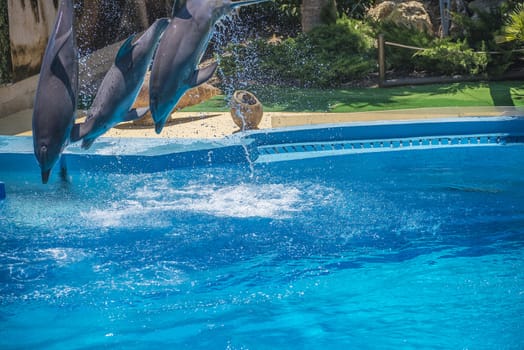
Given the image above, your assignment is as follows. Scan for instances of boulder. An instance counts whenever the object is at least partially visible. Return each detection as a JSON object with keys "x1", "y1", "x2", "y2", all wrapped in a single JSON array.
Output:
[
  {"x1": 132, "y1": 72, "x2": 222, "y2": 126},
  {"x1": 368, "y1": 1, "x2": 434, "y2": 35}
]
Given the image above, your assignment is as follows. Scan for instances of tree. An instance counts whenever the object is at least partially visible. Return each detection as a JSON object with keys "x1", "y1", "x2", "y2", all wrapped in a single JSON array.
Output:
[
  {"x1": 301, "y1": 0, "x2": 337, "y2": 32},
  {"x1": 497, "y1": 3, "x2": 524, "y2": 45}
]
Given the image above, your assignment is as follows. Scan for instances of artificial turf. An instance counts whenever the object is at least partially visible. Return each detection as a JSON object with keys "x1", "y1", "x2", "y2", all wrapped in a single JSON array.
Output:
[{"x1": 183, "y1": 80, "x2": 524, "y2": 113}]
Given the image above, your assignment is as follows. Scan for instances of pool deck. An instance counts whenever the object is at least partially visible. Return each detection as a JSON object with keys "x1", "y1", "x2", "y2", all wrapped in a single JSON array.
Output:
[{"x1": 0, "y1": 106, "x2": 522, "y2": 139}]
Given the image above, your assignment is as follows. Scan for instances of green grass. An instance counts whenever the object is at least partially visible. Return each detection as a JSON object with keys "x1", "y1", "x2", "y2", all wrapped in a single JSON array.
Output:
[{"x1": 183, "y1": 81, "x2": 524, "y2": 113}]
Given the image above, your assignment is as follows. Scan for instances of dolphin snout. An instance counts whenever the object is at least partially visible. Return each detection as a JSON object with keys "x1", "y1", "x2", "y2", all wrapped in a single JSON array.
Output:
[
  {"x1": 36, "y1": 145, "x2": 52, "y2": 183},
  {"x1": 41, "y1": 169, "x2": 51, "y2": 184},
  {"x1": 150, "y1": 97, "x2": 166, "y2": 134},
  {"x1": 155, "y1": 122, "x2": 165, "y2": 134}
]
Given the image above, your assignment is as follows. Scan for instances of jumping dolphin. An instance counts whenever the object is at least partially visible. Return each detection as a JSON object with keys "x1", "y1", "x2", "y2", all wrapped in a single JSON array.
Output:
[
  {"x1": 32, "y1": 0, "x2": 77, "y2": 184},
  {"x1": 71, "y1": 18, "x2": 170, "y2": 149},
  {"x1": 149, "y1": 0, "x2": 270, "y2": 134}
]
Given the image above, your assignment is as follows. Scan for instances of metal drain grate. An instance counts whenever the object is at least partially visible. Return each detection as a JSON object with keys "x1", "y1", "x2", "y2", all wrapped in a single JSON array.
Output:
[{"x1": 257, "y1": 134, "x2": 509, "y2": 156}]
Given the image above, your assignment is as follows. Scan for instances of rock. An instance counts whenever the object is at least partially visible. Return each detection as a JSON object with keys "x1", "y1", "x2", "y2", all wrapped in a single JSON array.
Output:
[
  {"x1": 176, "y1": 83, "x2": 222, "y2": 110},
  {"x1": 368, "y1": 1, "x2": 434, "y2": 35},
  {"x1": 368, "y1": 1, "x2": 397, "y2": 20},
  {"x1": 132, "y1": 71, "x2": 222, "y2": 126},
  {"x1": 7, "y1": 1, "x2": 59, "y2": 81}
]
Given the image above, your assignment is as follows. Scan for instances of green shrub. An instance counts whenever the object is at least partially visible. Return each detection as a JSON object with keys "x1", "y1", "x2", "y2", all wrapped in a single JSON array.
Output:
[
  {"x1": 451, "y1": 3, "x2": 518, "y2": 75},
  {"x1": 413, "y1": 40, "x2": 488, "y2": 76},
  {"x1": 219, "y1": 18, "x2": 376, "y2": 88},
  {"x1": 370, "y1": 21, "x2": 433, "y2": 73}
]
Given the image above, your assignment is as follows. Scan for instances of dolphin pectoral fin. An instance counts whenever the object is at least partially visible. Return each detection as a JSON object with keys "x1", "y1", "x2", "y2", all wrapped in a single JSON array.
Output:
[
  {"x1": 123, "y1": 107, "x2": 150, "y2": 122},
  {"x1": 47, "y1": 27, "x2": 73, "y2": 77},
  {"x1": 44, "y1": 10, "x2": 70, "y2": 63},
  {"x1": 70, "y1": 117, "x2": 93, "y2": 143},
  {"x1": 52, "y1": 27, "x2": 73, "y2": 60},
  {"x1": 191, "y1": 61, "x2": 218, "y2": 87},
  {"x1": 70, "y1": 123, "x2": 82, "y2": 142},
  {"x1": 115, "y1": 34, "x2": 136, "y2": 64}
]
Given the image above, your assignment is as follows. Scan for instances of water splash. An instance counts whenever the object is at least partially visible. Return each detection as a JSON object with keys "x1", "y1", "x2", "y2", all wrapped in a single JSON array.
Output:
[
  {"x1": 81, "y1": 183, "x2": 310, "y2": 229},
  {"x1": 213, "y1": 13, "x2": 264, "y2": 98}
]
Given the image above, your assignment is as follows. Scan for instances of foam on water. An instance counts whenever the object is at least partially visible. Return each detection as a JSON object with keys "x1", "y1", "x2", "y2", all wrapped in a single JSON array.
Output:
[{"x1": 82, "y1": 182, "x2": 337, "y2": 230}]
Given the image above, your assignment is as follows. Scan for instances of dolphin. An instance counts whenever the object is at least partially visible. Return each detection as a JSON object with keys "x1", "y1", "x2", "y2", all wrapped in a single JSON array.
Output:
[
  {"x1": 149, "y1": 0, "x2": 270, "y2": 134},
  {"x1": 71, "y1": 18, "x2": 170, "y2": 149},
  {"x1": 32, "y1": 0, "x2": 78, "y2": 184}
]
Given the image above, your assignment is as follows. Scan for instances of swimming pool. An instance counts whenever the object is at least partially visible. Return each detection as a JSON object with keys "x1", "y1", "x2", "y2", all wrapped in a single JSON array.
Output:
[{"x1": 1, "y1": 117, "x2": 523, "y2": 349}]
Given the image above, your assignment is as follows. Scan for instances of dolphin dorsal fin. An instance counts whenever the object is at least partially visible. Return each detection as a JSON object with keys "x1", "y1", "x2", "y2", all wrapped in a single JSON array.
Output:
[
  {"x1": 172, "y1": 0, "x2": 188, "y2": 17},
  {"x1": 115, "y1": 34, "x2": 136, "y2": 63},
  {"x1": 191, "y1": 61, "x2": 219, "y2": 87}
]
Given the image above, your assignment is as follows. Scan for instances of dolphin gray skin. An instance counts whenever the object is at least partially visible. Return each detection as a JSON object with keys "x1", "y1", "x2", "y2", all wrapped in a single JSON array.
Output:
[
  {"x1": 71, "y1": 18, "x2": 170, "y2": 149},
  {"x1": 149, "y1": 0, "x2": 270, "y2": 134},
  {"x1": 32, "y1": 0, "x2": 78, "y2": 184}
]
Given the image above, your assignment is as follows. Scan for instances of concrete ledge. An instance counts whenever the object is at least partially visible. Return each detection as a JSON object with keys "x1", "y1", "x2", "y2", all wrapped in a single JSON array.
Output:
[
  {"x1": 2, "y1": 107, "x2": 523, "y2": 140},
  {"x1": 0, "y1": 76, "x2": 38, "y2": 118},
  {"x1": 270, "y1": 106, "x2": 524, "y2": 128}
]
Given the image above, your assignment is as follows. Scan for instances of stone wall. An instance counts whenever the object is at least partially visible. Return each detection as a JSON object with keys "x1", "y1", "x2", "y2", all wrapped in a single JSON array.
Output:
[
  {"x1": 6, "y1": 0, "x2": 173, "y2": 82},
  {"x1": 7, "y1": 0, "x2": 59, "y2": 82}
]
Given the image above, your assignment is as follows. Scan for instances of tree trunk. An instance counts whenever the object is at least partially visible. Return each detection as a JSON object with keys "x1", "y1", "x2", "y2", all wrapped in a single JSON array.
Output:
[
  {"x1": 77, "y1": 0, "x2": 102, "y2": 53},
  {"x1": 301, "y1": 0, "x2": 337, "y2": 32},
  {"x1": 132, "y1": 0, "x2": 149, "y2": 29}
]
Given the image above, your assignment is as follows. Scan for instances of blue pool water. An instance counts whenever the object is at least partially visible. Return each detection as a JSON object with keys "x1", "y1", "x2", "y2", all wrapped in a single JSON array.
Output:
[{"x1": 1, "y1": 118, "x2": 524, "y2": 349}]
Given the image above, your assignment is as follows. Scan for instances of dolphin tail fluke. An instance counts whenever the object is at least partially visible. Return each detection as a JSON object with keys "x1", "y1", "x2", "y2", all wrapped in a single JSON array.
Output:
[
  {"x1": 191, "y1": 61, "x2": 218, "y2": 87},
  {"x1": 123, "y1": 107, "x2": 150, "y2": 122},
  {"x1": 230, "y1": 0, "x2": 272, "y2": 9}
]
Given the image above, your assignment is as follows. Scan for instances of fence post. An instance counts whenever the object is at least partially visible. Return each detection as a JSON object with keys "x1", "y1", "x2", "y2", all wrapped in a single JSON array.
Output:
[{"x1": 378, "y1": 34, "x2": 386, "y2": 87}]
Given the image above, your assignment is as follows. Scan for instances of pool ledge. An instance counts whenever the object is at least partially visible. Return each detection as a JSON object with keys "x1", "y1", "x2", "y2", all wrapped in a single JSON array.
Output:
[{"x1": 1, "y1": 116, "x2": 523, "y2": 173}]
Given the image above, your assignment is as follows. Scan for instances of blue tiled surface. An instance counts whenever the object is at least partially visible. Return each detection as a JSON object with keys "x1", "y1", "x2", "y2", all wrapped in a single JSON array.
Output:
[{"x1": 1, "y1": 116, "x2": 523, "y2": 173}]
